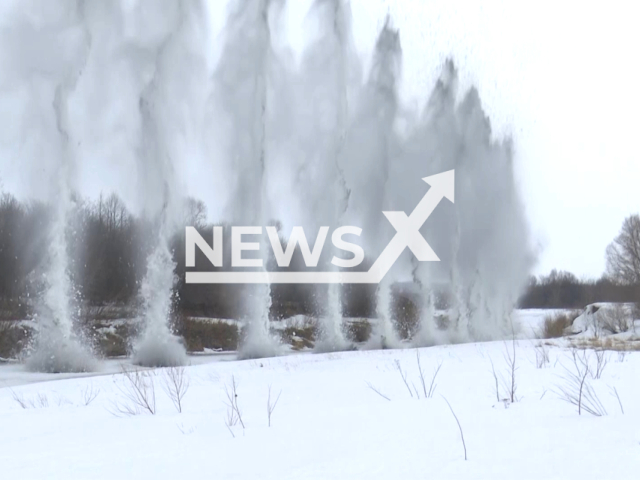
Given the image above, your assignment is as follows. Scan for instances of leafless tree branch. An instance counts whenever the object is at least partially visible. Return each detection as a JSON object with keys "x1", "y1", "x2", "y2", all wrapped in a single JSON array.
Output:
[
  {"x1": 110, "y1": 366, "x2": 157, "y2": 416},
  {"x1": 81, "y1": 384, "x2": 100, "y2": 406},
  {"x1": 366, "y1": 382, "x2": 391, "y2": 401},
  {"x1": 162, "y1": 366, "x2": 189, "y2": 413},
  {"x1": 223, "y1": 375, "x2": 245, "y2": 431},
  {"x1": 394, "y1": 359, "x2": 413, "y2": 398},
  {"x1": 441, "y1": 395, "x2": 467, "y2": 461},
  {"x1": 266, "y1": 385, "x2": 282, "y2": 427}
]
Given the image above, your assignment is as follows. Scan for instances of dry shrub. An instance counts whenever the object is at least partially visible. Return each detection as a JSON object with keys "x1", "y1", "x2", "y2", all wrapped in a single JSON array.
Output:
[
  {"x1": 97, "y1": 332, "x2": 128, "y2": 357},
  {"x1": 543, "y1": 310, "x2": 581, "y2": 338},
  {"x1": 88, "y1": 321, "x2": 136, "y2": 358},
  {"x1": 598, "y1": 304, "x2": 634, "y2": 334},
  {"x1": 345, "y1": 319, "x2": 372, "y2": 343},
  {"x1": 110, "y1": 367, "x2": 157, "y2": 416},
  {"x1": 535, "y1": 343, "x2": 550, "y2": 368},
  {"x1": 178, "y1": 317, "x2": 239, "y2": 352},
  {"x1": 89, "y1": 316, "x2": 241, "y2": 357},
  {"x1": 79, "y1": 304, "x2": 136, "y2": 323},
  {"x1": 570, "y1": 336, "x2": 640, "y2": 352},
  {"x1": 223, "y1": 375, "x2": 245, "y2": 436},
  {"x1": 162, "y1": 366, "x2": 189, "y2": 413},
  {"x1": 97, "y1": 324, "x2": 134, "y2": 357},
  {"x1": 0, "y1": 320, "x2": 33, "y2": 359},
  {"x1": 266, "y1": 385, "x2": 282, "y2": 427},
  {"x1": 555, "y1": 348, "x2": 607, "y2": 416},
  {"x1": 11, "y1": 390, "x2": 50, "y2": 409},
  {"x1": 280, "y1": 320, "x2": 316, "y2": 350},
  {"x1": 393, "y1": 295, "x2": 419, "y2": 340}
]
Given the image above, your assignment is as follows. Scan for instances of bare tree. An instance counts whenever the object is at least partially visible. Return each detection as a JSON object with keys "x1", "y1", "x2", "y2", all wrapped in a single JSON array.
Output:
[
  {"x1": 394, "y1": 359, "x2": 414, "y2": 398},
  {"x1": 488, "y1": 337, "x2": 518, "y2": 404},
  {"x1": 10, "y1": 390, "x2": 49, "y2": 409},
  {"x1": 110, "y1": 366, "x2": 157, "y2": 416},
  {"x1": 441, "y1": 396, "x2": 467, "y2": 461},
  {"x1": 489, "y1": 357, "x2": 501, "y2": 402},
  {"x1": 81, "y1": 384, "x2": 100, "y2": 406},
  {"x1": 35, "y1": 393, "x2": 49, "y2": 408},
  {"x1": 416, "y1": 351, "x2": 442, "y2": 399},
  {"x1": 10, "y1": 390, "x2": 30, "y2": 409},
  {"x1": 590, "y1": 349, "x2": 609, "y2": 380},
  {"x1": 162, "y1": 366, "x2": 189, "y2": 413},
  {"x1": 609, "y1": 385, "x2": 624, "y2": 414},
  {"x1": 504, "y1": 337, "x2": 518, "y2": 403},
  {"x1": 418, "y1": 355, "x2": 442, "y2": 399},
  {"x1": 555, "y1": 349, "x2": 607, "y2": 416},
  {"x1": 606, "y1": 214, "x2": 640, "y2": 284},
  {"x1": 535, "y1": 344, "x2": 550, "y2": 368},
  {"x1": 223, "y1": 376, "x2": 245, "y2": 431},
  {"x1": 365, "y1": 382, "x2": 391, "y2": 401},
  {"x1": 266, "y1": 385, "x2": 282, "y2": 427}
]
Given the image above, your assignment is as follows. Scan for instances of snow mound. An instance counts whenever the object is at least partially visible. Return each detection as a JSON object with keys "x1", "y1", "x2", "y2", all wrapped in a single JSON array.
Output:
[{"x1": 567, "y1": 303, "x2": 639, "y2": 338}]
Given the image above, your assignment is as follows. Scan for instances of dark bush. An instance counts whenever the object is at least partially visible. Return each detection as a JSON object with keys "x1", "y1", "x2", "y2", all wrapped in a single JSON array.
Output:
[
  {"x1": 177, "y1": 316, "x2": 239, "y2": 352},
  {"x1": 0, "y1": 321, "x2": 33, "y2": 359},
  {"x1": 345, "y1": 319, "x2": 372, "y2": 343}
]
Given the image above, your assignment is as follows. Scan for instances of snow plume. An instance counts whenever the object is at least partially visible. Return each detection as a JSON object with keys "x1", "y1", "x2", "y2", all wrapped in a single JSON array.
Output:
[
  {"x1": 338, "y1": 18, "x2": 403, "y2": 349},
  {"x1": 1, "y1": 0, "x2": 536, "y2": 367},
  {"x1": 0, "y1": 0, "x2": 212, "y2": 369},
  {"x1": 212, "y1": 0, "x2": 283, "y2": 359},
  {"x1": 0, "y1": 1, "x2": 96, "y2": 372},
  {"x1": 276, "y1": 0, "x2": 360, "y2": 352},
  {"x1": 210, "y1": 2, "x2": 534, "y2": 350},
  {"x1": 112, "y1": 0, "x2": 210, "y2": 367},
  {"x1": 391, "y1": 61, "x2": 536, "y2": 344},
  {"x1": 45, "y1": 0, "x2": 210, "y2": 367}
]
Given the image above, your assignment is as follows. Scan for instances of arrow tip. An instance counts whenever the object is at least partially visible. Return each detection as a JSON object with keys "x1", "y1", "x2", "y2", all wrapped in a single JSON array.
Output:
[{"x1": 422, "y1": 170, "x2": 455, "y2": 203}]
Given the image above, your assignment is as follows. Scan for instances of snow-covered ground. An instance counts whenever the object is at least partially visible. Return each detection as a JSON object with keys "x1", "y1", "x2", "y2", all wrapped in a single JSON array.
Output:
[{"x1": 1, "y1": 310, "x2": 639, "y2": 479}]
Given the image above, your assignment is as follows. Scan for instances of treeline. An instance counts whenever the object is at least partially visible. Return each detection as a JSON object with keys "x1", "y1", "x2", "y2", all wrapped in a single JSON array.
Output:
[
  {"x1": 0, "y1": 193, "x2": 145, "y2": 316},
  {"x1": 2, "y1": 192, "x2": 638, "y2": 320},
  {"x1": 0, "y1": 192, "x2": 379, "y2": 320},
  {"x1": 518, "y1": 269, "x2": 640, "y2": 309}
]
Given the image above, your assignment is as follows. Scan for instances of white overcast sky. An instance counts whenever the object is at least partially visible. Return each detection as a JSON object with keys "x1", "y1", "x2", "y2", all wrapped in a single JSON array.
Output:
[
  {"x1": 0, "y1": 0, "x2": 638, "y2": 280},
  {"x1": 211, "y1": 0, "x2": 640, "y2": 279}
]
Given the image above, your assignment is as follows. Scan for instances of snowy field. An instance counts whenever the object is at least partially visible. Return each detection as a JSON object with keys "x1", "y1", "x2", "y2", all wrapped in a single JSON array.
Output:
[{"x1": 1, "y1": 310, "x2": 639, "y2": 479}]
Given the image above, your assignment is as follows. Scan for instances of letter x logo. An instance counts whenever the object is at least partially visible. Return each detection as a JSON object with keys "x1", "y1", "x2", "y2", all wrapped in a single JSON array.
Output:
[
  {"x1": 185, "y1": 170, "x2": 454, "y2": 284},
  {"x1": 365, "y1": 170, "x2": 455, "y2": 282}
]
